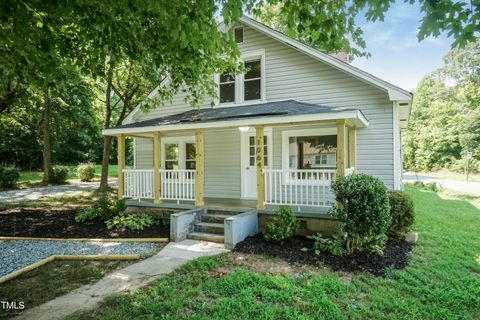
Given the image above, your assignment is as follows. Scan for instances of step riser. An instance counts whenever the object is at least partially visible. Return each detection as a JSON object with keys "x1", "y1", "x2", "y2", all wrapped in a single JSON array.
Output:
[
  {"x1": 187, "y1": 234, "x2": 224, "y2": 243},
  {"x1": 205, "y1": 210, "x2": 239, "y2": 216},
  {"x1": 201, "y1": 216, "x2": 229, "y2": 223},
  {"x1": 195, "y1": 225, "x2": 224, "y2": 235}
]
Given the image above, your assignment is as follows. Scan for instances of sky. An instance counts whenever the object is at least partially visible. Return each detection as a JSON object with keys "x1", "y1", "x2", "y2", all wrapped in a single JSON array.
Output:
[{"x1": 351, "y1": 1, "x2": 454, "y2": 92}]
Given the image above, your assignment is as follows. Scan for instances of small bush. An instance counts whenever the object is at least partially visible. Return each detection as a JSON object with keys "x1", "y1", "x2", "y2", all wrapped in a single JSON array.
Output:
[
  {"x1": 331, "y1": 173, "x2": 391, "y2": 255},
  {"x1": 0, "y1": 165, "x2": 20, "y2": 188},
  {"x1": 105, "y1": 213, "x2": 158, "y2": 231},
  {"x1": 263, "y1": 206, "x2": 299, "y2": 242},
  {"x1": 50, "y1": 165, "x2": 69, "y2": 183},
  {"x1": 412, "y1": 180, "x2": 440, "y2": 192},
  {"x1": 388, "y1": 191, "x2": 415, "y2": 238},
  {"x1": 77, "y1": 163, "x2": 95, "y2": 182},
  {"x1": 75, "y1": 193, "x2": 126, "y2": 223},
  {"x1": 309, "y1": 233, "x2": 346, "y2": 256}
]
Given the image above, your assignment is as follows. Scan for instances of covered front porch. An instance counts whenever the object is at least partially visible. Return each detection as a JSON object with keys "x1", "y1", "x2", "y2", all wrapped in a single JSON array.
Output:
[{"x1": 104, "y1": 101, "x2": 367, "y2": 213}]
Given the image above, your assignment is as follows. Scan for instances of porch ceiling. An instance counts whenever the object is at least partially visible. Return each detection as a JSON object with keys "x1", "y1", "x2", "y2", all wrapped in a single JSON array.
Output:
[{"x1": 103, "y1": 100, "x2": 369, "y2": 136}]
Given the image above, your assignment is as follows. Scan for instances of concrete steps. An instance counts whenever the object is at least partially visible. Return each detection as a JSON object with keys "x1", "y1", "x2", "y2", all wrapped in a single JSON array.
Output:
[
  {"x1": 187, "y1": 232, "x2": 225, "y2": 243},
  {"x1": 186, "y1": 209, "x2": 240, "y2": 243}
]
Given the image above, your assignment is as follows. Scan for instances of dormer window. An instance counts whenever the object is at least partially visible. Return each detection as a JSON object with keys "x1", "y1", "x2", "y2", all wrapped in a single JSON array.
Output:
[
  {"x1": 234, "y1": 27, "x2": 244, "y2": 43},
  {"x1": 219, "y1": 72, "x2": 235, "y2": 103},
  {"x1": 244, "y1": 59, "x2": 261, "y2": 101}
]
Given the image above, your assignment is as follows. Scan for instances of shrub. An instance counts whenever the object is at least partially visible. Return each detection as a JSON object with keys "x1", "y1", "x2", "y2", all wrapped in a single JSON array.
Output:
[
  {"x1": 263, "y1": 206, "x2": 299, "y2": 242},
  {"x1": 106, "y1": 213, "x2": 158, "y2": 231},
  {"x1": 50, "y1": 165, "x2": 69, "y2": 183},
  {"x1": 75, "y1": 193, "x2": 126, "y2": 223},
  {"x1": 77, "y1": 163, "x2": 95, "y2": 182},
  {"x1": 388, "y1": 191, "x2": 415, "y2": 238},
  {"x1": 0, "y1": 165, "x2": 20, "y2": 188},
  {"x1": 309, "y1": 233, "x2": 346, "y2": 256},
  {"x1": 330, "y1": 173, "x2": 391, "y2": 255}
]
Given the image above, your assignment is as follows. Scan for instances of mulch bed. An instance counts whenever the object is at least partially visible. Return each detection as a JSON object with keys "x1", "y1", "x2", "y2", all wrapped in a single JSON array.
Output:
[
  {"x1": 0, "y1": 208, "x2": 170, "y2": 239},
  {"x1": 233, "y1": 233, "x2": 412, "y2": 276}
]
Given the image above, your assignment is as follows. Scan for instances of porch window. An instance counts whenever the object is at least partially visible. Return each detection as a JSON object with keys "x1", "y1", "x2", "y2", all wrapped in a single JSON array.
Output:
[
  {"x1": 185, "y1": 143, "x2": 196, "y2": 170},
  {"x1": 219, "y1": 72, "x2": 235, "y2": 103},
  {"x1": 288, "y1": 135, "x2": 337, "y2": 170},
  {"x1": 244, "y1": 59, "x2": 261, "y2": 101},
  {"x1": 165, "y1": 143, "x2": 179, "y2": 170}
]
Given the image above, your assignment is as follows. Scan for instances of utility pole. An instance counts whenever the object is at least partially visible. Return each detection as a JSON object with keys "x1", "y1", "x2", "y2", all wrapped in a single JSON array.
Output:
[{"x1": 466, "y1": 151, "x2": 472, "y2": 181}]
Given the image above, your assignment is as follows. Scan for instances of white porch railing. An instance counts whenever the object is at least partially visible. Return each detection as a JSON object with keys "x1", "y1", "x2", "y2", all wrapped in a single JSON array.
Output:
[
  {"x1": 124, "y1": 169, "x2": 154, "y2": 199},
  {"x1": 264, "y1": 169, "x2": 337, "y2": 207},
  {"x1": 160, "y1": 169, "x2": 196, "y2": 202}
]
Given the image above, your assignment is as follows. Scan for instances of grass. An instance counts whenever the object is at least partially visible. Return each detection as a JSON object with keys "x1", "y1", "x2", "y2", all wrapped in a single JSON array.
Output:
[
  {"x1": 412, "y1": 170, "x2": 480, "y2": 183},
  {"x1": 17, "y1": 164, "x2": 119, "y2": 186},
  {"x1": 68, "y1": 186, "x2": 480, "y2": 320},
  {"x1": 0, "y1": 260, "x2": 131, "y2": 318},
  {"x1": 0, "y1": 191, "x2": 103, "y2": 210}
]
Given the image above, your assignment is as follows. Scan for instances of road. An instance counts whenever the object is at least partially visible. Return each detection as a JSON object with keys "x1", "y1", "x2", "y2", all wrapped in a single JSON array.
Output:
[{"x1": 403, "y1": 172, "x2": 480, "y2": 196}]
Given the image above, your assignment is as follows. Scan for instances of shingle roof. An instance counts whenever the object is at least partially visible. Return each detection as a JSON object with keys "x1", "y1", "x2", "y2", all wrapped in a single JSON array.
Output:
[{"x1": 112, "y1": 100, "x2": 364, "y2": 130}]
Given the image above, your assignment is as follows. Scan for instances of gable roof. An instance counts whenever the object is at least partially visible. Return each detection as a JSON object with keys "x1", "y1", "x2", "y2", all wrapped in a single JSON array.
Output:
[
  {"x1": 235, "y1": 16, "x2": 412, "y2": 101},
  {"x1": 104, "y1": 100, "x2": 369, "y2": 135}
]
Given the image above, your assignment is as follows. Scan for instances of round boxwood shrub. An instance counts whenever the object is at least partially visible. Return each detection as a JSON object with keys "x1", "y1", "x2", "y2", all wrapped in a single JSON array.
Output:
[
  {"x1": 0, "y1": 165, "x2": 20, "y2": 188},
  {"x1": 50, "y1": 165, "x2": 69, "y2": 183},
  {"x1": 330, "y1": 173, "x2": 391, "y2": 255},
  {"x1": 263, "y1": 205, "x2": 299, "y2": 242},
  {"x1": 388, "y1": 190, "x2": 415, "y2": 238},
  {"x1": 77, "y1": 163, "x2": 95, "y2": 182}
]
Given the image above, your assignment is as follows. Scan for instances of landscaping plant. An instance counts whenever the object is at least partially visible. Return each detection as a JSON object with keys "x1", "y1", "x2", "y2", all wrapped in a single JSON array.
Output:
[
  {"x1": 388, "y1": 190, "x2": 415, "y2": 238},
  {"x1": 77, "y1": 163, "x2": 95, "y2": 182},
  {"x1": 309, "y1": 233, "x2": 346, "y2": 256},
  {"x1": 330, "y1": 173, "x2": 391, "y2": 255},
  {"x1": 263, "y1": 205, "x2": 299, "y2": 242},
  {"x1": 49, "y1": 165, "x2": 69, "y2": 183},
  {"x1": 106, "y1": 213, "x2": 158, "y2": 231},
  {"x1": 0, "y1": 165, "x2": 20, "y2": 188},
  {"x1": 75, "y1": 193, "x2": 126, "y2": 223}
]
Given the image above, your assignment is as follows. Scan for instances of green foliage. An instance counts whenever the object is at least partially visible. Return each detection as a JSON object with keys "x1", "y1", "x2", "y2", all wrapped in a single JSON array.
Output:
[
  {"x1": 75, "y1": 193, "x2": 125, "y2": 223},
  {"x1": 0, "y1": 165, "x2": 20, "y2": 188},
  {"x1": 388, "y1": 191, "x2": 415, "y2": 238},
  {"x1": 412, "y1": 181, "x2": 440, "y2": 192},
  {"x1": 330, "y1": 173, "x2": 391, "y2": 255},
  {"x1": 77, "y1": 163, "x2": 95, "y2": 182},
  {"x1": 105, "y1": 213, "x2": 158, "y2": 231},
  {"x1": 309, "y1": 233, "x2": 346, "y2": 256},
  {"x1": 263, "y1": 206, "x2": 299, "y2": 242},
  {"x1": 49, "y1": 165, "x2": 69, "y2": 184}
]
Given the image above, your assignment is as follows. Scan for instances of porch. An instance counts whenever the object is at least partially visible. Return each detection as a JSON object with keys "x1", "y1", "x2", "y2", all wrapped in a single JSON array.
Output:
[{"x1": 105, "y1": 100, "x2": 367, "y2": 213}]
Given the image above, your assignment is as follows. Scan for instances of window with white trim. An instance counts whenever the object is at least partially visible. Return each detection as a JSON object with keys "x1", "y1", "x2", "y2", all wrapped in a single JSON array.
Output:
[
  {"x1": 219, "y1": 72, "x2": 235, "y2": 103},
  {"x1": 162, "y1": 137, "x2": 196, "y2": 170},
  {"x1": 185, "y1": 143, "x2": 196, "y2": 170},
  {"x1": 234, "y1": 27, "x2": 244, "y2": 43},
  {"x1": 288, "y1": 135, "x2": 337, "y2": 170},
  {"x1": 164, "y1": 143, "x2": 179, "y2": 170},
  {"x1": 243, "y1": 59, "x2": 261, "y2": 101}
]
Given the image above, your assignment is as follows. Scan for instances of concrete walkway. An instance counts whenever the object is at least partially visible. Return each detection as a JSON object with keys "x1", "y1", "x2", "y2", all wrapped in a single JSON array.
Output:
[
  {"x1": 403, "y1": 172, "x2": 480, "y2": 196},
  {"x1": 15, "y1": 240, "x2": 227, "y2": 320},
  {"x1": 0, "y1": 180, "x2": 117, "y2": 203}
]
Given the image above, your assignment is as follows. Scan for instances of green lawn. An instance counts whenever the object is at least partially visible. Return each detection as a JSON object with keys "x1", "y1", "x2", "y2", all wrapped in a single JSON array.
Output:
[
  {"x1": 68, "y1": 186, "x2": 480, "y2": 320},
  {"x1": 18, "y1": 165, "x2": 119, "y2": 185}
]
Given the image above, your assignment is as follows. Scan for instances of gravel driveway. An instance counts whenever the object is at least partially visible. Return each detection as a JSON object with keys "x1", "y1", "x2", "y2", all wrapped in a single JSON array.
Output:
[{"x1": 0, "y1": 240, "x2": 160, "y2": 277}]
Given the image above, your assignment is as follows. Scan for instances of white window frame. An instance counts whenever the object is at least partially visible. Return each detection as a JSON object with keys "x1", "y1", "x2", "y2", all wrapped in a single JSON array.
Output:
[
  {"x1": 161, "y1": 136, "x2": 195, "y2": 170},
  {"x1": 281, "y1": 127, "x2": 337, "y2": 185},
  {"x1": 215, "y1": 49, "x2": 266, "y2": 107}
]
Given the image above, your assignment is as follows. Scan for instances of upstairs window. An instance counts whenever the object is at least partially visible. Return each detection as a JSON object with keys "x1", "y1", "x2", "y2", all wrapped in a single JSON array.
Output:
[
  {"x1": 244, "y1": 59, "x2": 261, "y2": 101},
  {"x1": 234, "y1": 27, "x2": 244, "y2": 43},
  {"x1": 219, "y1": 72, "x2": 235, "y2": 103}
]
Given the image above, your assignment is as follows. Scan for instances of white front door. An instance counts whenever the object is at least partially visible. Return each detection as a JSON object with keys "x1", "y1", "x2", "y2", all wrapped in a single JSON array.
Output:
[{"x1": 241, "y1": 129, "x2": 271, "y2": 199}]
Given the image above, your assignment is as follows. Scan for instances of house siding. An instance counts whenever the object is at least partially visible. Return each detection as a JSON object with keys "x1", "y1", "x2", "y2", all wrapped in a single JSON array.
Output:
[{"x1": 134, "y1": 24, "x2": 395, "y2": 193}]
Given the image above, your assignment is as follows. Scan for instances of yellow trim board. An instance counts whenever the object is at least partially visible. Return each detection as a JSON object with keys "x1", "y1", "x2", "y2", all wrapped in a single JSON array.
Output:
[
  {"x1": 0, "y1": 254, "x2": 141, "y2": 284},
  {"x1": 0, "y1": 237, "x2": 169, "y2": 243}
]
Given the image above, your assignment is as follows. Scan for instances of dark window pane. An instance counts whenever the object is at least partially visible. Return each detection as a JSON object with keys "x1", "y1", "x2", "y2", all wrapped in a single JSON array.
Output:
[
  {"x1": 250, "y1": 157, "x2": 255, "y2": 166},
  {"x1": 288, "y1": 135, "x2": 337, "y2": 170},
  {"x1": 165, "y1": 161, "x2": 178, "y2": 170},
  {"x1": 165, "y1": 144, "x2": 178, "y2": 161},
  {"x1": 245, "y1": 60, "x2": 261, "y2": 79},
  {"x1": 186, "y1": 143, "x2": 196, "y2": 160},
  {"x1": 264, "y1": 156, "x2": 268, "y2": 166},
  {"x1": 186, "y1": 160, "x2": 196, "y2": 170},
  {"x1": 244, "y1": 79, "x2": 261, "y2": 101},
  {"x1": 220, "y1": 72, "x2": 235, "y2": 83},
  {"x1": 220, "y1": 83, "x2": 235, "y2": 103},
  {"x1": 249, "y1": 136, "x2": 255, "y2": 145},
  {"x1": 264, "y1": 146, "x2": 268, "y2": 155},
  {"x1": 234, "y1": 27, "x2": 243, "y2": 43},
  {"x1": 263, "y1": 136, "x2": 267, "y2": 145},
  {"x1": 249, "y1": 146, "x2": 255, "y2": 156}
]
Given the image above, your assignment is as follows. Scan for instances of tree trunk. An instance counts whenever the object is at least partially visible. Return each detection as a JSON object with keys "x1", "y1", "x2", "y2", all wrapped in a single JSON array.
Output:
[
  {"x1": 42, "y1": 96, "x2": 52, "y2": 183},
  {"x1": 99, "y1": 61, "x2": 115, "y2": 190}
]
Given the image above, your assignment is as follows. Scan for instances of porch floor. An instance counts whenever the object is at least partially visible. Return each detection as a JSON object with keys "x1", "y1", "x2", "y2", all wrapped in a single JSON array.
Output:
[{"x1": 125, "y1": 197, "x2": 256, "y2": 212}]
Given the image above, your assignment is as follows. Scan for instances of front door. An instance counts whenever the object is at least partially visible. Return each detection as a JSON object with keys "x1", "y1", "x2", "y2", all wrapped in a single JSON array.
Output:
[{"x1": 241, "y1": 130, "x2": 271, "y2": 199}]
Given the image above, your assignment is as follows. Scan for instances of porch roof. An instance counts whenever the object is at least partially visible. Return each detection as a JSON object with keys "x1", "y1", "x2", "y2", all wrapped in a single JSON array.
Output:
[{"x1": 103, "y1": 100, "x2": 369, "y2": 136}]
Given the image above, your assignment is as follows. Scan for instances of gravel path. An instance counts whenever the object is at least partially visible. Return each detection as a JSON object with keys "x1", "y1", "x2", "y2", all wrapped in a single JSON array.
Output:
[
  {"x1": 0, "y1": 179, "x2": 118, "y2": 203},
  {"x1": 0, "y1": 240, "x2": 159, "y2": 277}
]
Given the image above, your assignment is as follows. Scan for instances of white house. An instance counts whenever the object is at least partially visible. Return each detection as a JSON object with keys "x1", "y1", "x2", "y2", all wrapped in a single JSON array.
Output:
[{"x1": 103, "y1": 16, "x2": 412, "y2": 241}]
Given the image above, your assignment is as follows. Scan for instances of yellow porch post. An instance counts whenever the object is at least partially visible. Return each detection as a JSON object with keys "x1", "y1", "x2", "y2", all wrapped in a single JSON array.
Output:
[
  {"x1": 117, "y1": 134, "x2": 125, "y2": 199},
  {"x1": 348, "y1": 126, "x2": 356, "y2": 169},
  {"x1": 256, "y1": 125, "x2": 265, "y2": 210},
  {"x1": 336, "y1": 120, "x2": 346, "y2": 177},
  {"x1": 153, "y1": 132, "x2": 161, "y2": 203},
  {"x1": 195, "y1": 129, "x2": 205, "y2": 207}
]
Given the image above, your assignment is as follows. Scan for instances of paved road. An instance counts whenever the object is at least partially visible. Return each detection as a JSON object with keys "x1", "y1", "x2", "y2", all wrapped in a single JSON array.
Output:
[
  {"x1": 403, "y1": 172, "x2": 480, "y2": 196},
  {"x1": 0, "y1": 180, "x2": 117, "y2": 203}
]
